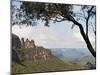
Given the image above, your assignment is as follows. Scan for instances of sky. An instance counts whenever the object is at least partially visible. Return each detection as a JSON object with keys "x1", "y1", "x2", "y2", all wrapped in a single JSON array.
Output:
[
  {"x1": 12, "y1": 20, "x2": 95, "y2": 48},
  {"x1": 12, "y1": 1, "x2": 96, "y2": 48}
]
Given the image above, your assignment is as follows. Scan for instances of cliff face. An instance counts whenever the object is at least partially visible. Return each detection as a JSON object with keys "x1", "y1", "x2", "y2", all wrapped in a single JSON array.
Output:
[
  {"x1": 17, "y1": 47, "x2": 52, "y2": 62},
  {"x1": 12, "y1": 34, "x2": 36, "y2": 49},
  {"x1": 12, "y1": 34, "x2": 83, "y2": 74},
  {"x1": 12, "y1": 33, "x2": 52, "y2": 63},
  {"x1": 12, "y1": 33, "x2": 21, "y2": 49}
]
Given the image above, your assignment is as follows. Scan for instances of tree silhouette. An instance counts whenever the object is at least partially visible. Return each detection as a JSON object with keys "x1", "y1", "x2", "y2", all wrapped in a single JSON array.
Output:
[{"x1": 11, "y1": 1, "x2": 96, "y2": 58}]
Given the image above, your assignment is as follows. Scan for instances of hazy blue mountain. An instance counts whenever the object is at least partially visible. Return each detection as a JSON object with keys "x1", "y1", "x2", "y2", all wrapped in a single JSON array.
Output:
[{"x1": 49, "y1": 48, "x2": 95, "y2": 65}]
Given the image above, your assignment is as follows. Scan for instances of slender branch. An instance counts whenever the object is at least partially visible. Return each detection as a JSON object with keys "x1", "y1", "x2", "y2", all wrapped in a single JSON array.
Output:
[
  {"x1": 86, "y1": 6, "x2": 94, "y2": 36},
  {"x1": 60, "y1": 7, "x2": 96, "y2": 57},
  {"x1": 82, "y1": 9, "x2": 87, "y2": 19},
  {"x1": 73, "y1": 13, "x2": 86, "y2": 18},
  {"x1": 91, "y1": 24, "x2": 96, "y2": 36},
  {"x1": 69, "y1": 17, "x2": 96, "y2": 58}
]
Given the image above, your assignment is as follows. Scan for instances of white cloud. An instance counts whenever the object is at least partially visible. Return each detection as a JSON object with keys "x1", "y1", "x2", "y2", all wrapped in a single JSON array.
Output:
[
  {"x1": 12, "y1": 23, "x2": 95, "y2": 48},
  {"x1": 74, "y1": 32, "x2": 85, "y2": 42},
  {"x1": 12, "y1": 25, "x2": 58, "y2": 47},
  {"x1": 73, "y1": 31, "x2": 95, "y2": 49}
]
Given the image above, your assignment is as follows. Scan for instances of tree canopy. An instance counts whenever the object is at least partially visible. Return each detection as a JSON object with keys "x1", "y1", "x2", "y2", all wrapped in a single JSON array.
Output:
[
  {"x1": 12, "y1": 1, "x2": 72, "y2": 26},
  {"x1": 11, "y1": 0, "x2": 96, "y2": 58}
]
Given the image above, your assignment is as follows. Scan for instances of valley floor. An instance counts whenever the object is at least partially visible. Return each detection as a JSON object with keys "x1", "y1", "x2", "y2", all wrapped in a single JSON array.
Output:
[{"x1": 12, "y1": 55, "x2": 84, "y2": 75}]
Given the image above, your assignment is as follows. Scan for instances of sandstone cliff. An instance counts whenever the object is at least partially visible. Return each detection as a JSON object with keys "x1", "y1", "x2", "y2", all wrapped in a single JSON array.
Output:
[{"x1": 12, "y1": 33, "x2": 52, "y2": 63}]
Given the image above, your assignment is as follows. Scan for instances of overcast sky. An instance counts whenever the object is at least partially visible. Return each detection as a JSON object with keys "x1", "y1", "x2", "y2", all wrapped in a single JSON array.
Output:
[{"x1": 12, "y1": 20, "x2": 95, "y2": 48}]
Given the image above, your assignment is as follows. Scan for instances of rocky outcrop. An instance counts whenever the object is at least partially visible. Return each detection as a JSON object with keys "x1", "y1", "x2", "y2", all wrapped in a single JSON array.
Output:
[
  {"x1": 21, "y1": 38, "x2": 36, "y2": 48},
  {"x1": 24, "y1": 47, "x2": 52, "y2": 61},
  {"x1": 12, "y1": 33, "x2": 52, "y2": 62},
  {"x1": 12, "y1": 34, "x2": 36, "y2": 49}
]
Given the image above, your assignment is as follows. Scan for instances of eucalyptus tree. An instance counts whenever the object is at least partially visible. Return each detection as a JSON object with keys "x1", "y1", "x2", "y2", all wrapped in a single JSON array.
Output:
[{"x1": 11, "y1": 1, "x2": 96, "y2": 58}]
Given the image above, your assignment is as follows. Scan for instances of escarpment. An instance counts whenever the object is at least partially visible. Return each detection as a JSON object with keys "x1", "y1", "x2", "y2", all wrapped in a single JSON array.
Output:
[{"x1": 12, "y1": 33, "x2": 52, "y2": 63}]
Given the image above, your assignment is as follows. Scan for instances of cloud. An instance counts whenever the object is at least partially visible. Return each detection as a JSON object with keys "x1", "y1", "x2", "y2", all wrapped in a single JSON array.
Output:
[
  {"x1": 74, "y1": 32, "x2": 85, "y2": 42},
  {"x1": 12, "y1": 25, "x2": 58, "y2": 47},
  {"x1": 12, "y1": 25, "x2": 84, "y2": 48},
  {"x1": 12, "y1": 23, "x2": 95, "y2": 48},
  {"x1": 73, "y1": 31, "x2": 95, "y2": 49}
]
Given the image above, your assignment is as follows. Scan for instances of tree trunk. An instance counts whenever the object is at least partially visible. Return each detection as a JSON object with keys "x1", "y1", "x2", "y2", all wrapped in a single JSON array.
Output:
[
  {"x1": 58, "y1": 6, "x2": 96, "y2": 58},
  {"x1": 72, "y1": 20, "x2": 96, "y2": 58}
]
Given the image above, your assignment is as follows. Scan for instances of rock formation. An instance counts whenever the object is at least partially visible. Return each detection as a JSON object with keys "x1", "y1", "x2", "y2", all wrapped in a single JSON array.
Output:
[
  {"x1": 12, "y1": 33, "x2": 21, "y2": 49},
  {"x1": 21, "y1": 38, "x2": 36, "y2": 48},
  {"x1": 12, "y1": 33, "x2": 52, "y2": 62},
  {"x1": 21, "y1": 38, "x2": 25, "y2": 48},
  {"x1": 24, "y1": 47, "x2": 51, "y2": 61}
]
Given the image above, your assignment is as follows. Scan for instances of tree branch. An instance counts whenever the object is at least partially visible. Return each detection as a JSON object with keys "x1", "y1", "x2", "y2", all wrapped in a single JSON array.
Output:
[
  {"x1": 62, "y1": 11, "x2": 96, "y2": 58},
  {"x1": 86, "y1": 6, "x2": 94, "y2": 36}
]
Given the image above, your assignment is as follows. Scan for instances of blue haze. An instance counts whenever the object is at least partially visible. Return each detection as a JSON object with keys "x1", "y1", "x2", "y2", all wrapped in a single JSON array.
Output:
[{"x1": 49, "y1": 48, "x2": 95, "y2": 65}]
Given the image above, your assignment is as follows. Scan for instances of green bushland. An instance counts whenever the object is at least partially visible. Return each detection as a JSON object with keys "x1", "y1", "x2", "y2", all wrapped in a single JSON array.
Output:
[
  {"x1": 11, "y1": 48, "x2": 83, "y2": 74},
  {"x1": 11, "y1": 33, "x2": 83, "y2": 74}
]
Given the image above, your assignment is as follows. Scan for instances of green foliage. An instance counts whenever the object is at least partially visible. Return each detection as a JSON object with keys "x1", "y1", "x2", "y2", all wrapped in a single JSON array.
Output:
[
  {"x1": 12, "y1": 1, "x2": 72, "y2": 26},
  {"x1": 12, "y1": 48, "x2": 83, "y2": 74},
  {"x1": 12, "y1": 47, "x2": 85, "y2": 74},
  {"x1": 12, "y1": 1, "x2": 96, "y2": 32}
]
